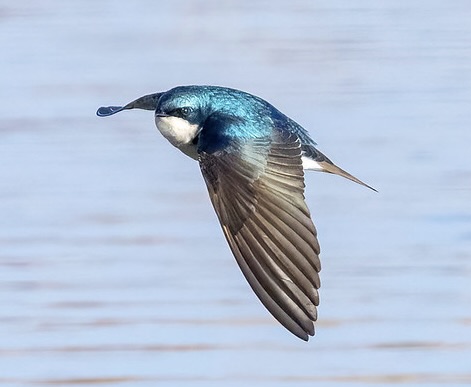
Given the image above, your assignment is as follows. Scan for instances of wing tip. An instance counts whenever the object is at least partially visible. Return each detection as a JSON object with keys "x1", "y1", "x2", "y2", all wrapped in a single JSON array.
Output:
[
  {"x1": 283, "y1": 316, "x2": 315, "y2": 341},
  {"x1": 294, "y1": 326, "x2": 314, "y2": 341}
]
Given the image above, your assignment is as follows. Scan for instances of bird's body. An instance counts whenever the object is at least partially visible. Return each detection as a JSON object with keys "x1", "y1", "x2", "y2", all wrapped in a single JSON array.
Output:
[{"x1": 97, "y1": 85, "x2": 374, "y2": 341}]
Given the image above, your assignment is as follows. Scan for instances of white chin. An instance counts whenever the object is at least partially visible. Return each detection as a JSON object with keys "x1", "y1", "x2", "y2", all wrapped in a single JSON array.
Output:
[
  {"x1": 155, "y1": 115, "x2": 200, "y2": 159},
  {"x1": 155, "y1": 116, "x2": 200, "y2": 148}
]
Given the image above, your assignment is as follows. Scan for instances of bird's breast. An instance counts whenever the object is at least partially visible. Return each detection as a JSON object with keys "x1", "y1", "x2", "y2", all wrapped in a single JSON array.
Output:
[{"x1": 155, "y1": 116, "x2": 199, "y2": 159}]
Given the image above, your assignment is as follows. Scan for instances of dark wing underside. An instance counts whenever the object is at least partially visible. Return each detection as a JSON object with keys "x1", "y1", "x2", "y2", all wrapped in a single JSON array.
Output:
[{"x1": 198, "y1": 123, "x2": 321, "y2": 340}]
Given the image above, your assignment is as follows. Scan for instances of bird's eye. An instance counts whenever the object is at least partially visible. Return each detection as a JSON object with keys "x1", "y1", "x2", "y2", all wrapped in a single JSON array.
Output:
[{"x1": 175, "y1": 107, "x2": 192, "y2": 118}]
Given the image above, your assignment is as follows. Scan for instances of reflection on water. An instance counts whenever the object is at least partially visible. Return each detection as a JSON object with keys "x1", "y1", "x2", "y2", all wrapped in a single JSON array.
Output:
[{"x1": 1, "y1": 1, "x2": 470, "y2": 386}]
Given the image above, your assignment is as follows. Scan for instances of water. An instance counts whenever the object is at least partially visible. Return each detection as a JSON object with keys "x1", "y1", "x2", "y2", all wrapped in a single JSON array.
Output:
[{"x1": 1, "y1": 1, "x2": 470, "y2": 386}]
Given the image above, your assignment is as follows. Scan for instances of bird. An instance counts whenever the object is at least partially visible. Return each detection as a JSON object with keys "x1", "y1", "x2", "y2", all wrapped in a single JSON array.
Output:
[{"x1": 97, "y1": 85, "x2": 375, "y2": 341}]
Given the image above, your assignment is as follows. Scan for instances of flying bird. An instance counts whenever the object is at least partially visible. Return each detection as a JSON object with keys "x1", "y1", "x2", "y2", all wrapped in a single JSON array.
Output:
[{"x1": 97, "y1": 85, "x2": 374, "y2": 341}]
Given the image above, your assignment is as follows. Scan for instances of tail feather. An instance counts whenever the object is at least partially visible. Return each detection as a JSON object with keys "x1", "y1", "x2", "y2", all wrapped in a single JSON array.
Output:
[
  {"x1": 314, "y1": 160, "x2": 377, "y2": 192},
  {"x1": 301, "y1": 148, "x2": 377, "y2": 192}
]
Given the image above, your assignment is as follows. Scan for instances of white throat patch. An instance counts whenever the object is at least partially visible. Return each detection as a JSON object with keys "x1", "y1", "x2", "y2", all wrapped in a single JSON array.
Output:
[{"x1": 155, "y1": 115, "x2": 200, "y2": 159}]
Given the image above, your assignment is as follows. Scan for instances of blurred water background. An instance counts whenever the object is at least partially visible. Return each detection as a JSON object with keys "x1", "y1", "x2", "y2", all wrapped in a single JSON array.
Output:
[{"x1": 1, "y1": 1, "x2": 470, "y2": 386}]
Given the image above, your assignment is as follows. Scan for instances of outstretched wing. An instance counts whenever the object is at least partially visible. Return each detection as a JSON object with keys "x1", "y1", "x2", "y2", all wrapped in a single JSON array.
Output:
[{"x1": 198, "y1": 114, "x2": 321, "y2": 340}]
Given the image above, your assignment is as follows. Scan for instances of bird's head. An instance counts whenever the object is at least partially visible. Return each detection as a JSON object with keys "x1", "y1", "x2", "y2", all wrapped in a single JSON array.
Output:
[
  {"x1": 97, "y1": 87, "x2": 214, "y2": 156},
  {"x1": 97, "y1": 86, "x2": 210, "y2": 124},
  {"x1": 152, "y1": 88, "x2": 210, "y2": 151},
  {"x1": 96, "y1": 85, "x2": 268, "y2": 157},
  {"x1": 155, "y1": 87, "x2": 208, "y2": 126}
]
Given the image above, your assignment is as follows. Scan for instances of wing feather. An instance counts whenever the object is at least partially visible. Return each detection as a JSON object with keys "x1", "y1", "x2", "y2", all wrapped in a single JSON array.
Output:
[{"x1": 199, "y1": 124, "x2": 321, "y2": 340}]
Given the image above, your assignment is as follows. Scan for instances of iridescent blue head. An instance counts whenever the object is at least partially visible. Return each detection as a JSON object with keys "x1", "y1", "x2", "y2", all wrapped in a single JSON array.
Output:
[
  {"x1": 97, "y1": 85, "x2": 279, "y2": 158},
  {"x1": 97, "y1": 85, "x2": 272, "y2": 121}
]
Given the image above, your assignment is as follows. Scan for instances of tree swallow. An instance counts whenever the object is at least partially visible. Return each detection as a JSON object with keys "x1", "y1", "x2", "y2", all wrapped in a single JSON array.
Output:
[{"x1": 97, "y1": 85, "x2": 374, "y2": 341}]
